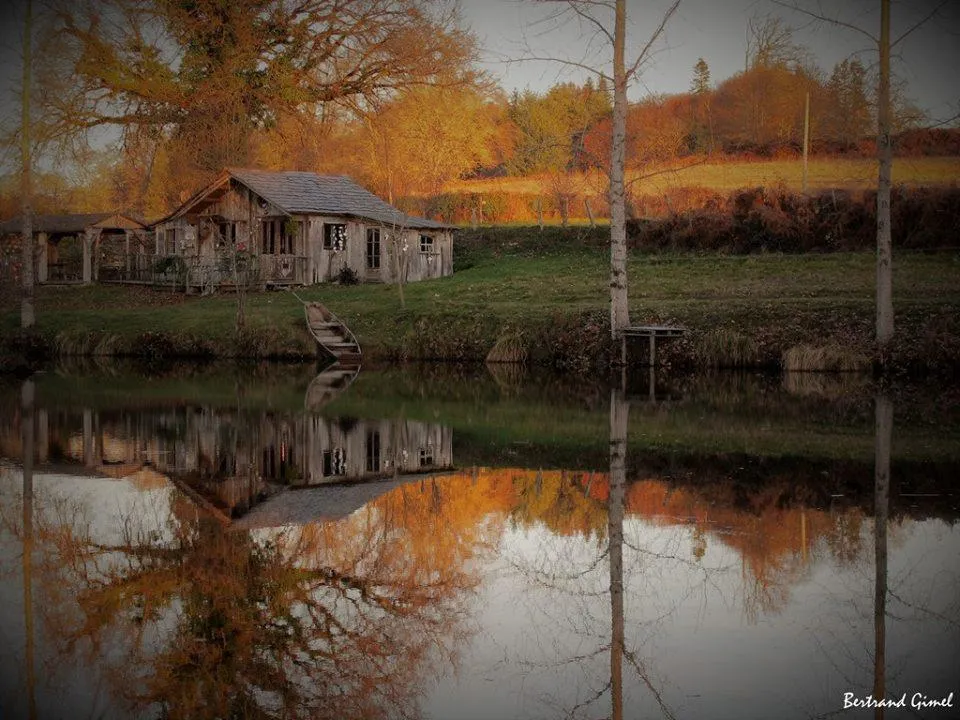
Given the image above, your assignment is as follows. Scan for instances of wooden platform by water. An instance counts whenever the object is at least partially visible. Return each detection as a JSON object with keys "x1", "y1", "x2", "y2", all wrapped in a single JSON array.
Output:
[{"x1": 620, "y1": 325, "x2": 686, "y2": 366}]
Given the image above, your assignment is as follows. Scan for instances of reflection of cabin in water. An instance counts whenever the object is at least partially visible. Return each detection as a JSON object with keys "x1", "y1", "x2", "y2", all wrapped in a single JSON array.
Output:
[
  {"x1": 3, "y1": 404, "x2": 453, "y2": 518},
  {"x1": 0, "y1": 213, "x2": 148, "y2": 283}
]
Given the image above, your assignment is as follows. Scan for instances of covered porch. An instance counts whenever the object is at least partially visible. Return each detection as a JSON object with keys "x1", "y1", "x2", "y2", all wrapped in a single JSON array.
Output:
[{"x1": 0, "y1": 213, "x2": 148, "y2": 285}]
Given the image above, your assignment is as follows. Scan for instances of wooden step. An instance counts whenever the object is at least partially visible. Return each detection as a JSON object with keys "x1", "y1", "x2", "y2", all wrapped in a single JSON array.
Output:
[{"x1": 335, "y1": 353, "x2": 362, "y2": 366}]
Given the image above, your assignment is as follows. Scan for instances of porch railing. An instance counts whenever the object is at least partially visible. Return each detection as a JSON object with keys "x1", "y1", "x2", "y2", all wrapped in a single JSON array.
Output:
[
  {"x1": 111, "y1": 253, "x2": 308, "y2": 287},
  {"x1": 258, "y1": 254, "x2": 307, "y2": 284}
]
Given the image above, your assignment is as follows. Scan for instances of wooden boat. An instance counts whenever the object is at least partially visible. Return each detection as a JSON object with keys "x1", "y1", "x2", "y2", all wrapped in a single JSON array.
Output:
[{"x1": 303, "y1": 302, "x2": 362, "y2": 368}]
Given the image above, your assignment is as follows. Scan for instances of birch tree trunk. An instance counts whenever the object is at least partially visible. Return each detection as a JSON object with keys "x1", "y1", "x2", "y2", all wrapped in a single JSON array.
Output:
[
  {"x1": 873, "y1": 392, "x2": 892, "y2": 719},
  {"x1": 20, "y1": 0, "x2": 35, "y2": 329},
  {"x1": 21, "y1": 379, "x2": 37, "y2": 718},
  {"x1": 876, "y1": 0, "x2": 894, "y2": 350},
  {"x1": 609, "y1": 0, "x2": 630, "y2": 344},
  {"x1": 608, "y1": 386, "x2": 629, "y2": 720}
]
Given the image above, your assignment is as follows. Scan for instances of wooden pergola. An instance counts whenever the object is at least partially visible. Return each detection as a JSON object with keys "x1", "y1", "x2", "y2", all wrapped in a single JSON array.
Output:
[{"x1": 0, "y1": 212, "x2": 147, "y2": 284}]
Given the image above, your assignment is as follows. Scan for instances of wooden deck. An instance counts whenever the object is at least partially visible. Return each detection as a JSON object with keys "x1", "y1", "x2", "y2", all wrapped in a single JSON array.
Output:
[{"x1": 620, "y1": 325, "x2": 686, "y2": 367}]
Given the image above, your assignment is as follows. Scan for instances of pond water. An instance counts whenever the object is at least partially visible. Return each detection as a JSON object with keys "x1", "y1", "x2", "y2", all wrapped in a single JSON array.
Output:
[{"x1": 1, "y1": 362, "x2": 958, "y2": 720}]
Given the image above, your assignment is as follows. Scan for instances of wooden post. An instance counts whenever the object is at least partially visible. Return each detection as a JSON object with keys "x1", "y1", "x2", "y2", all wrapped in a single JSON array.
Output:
[
  {"x1": 36, "y1": 232, "x2": 47, "y2": 283},
  {"x1": 585, "y1": 197, "x2": 595, "y2": 227},
  {"x1": 37, "y1": 408, "x2": 48, "y2": 463},
  {"x1": 83, "y1": 408, "x2": 95, "y2": 467},
  {"x1": 124, "y1": 230, "x2": 131, "y2": 277},
  {"x1": 648, "y1": 333, "x2": 656, "y2": 367},
  {"x1": 93, "y1": 230, "x2": 101, "y2": 281},
  {"x1": 82, "y1": 230, "x2": 93, "y2": 284},
  {"x1": 536, "y1": 196, "x2": 544, "y2": 231}
]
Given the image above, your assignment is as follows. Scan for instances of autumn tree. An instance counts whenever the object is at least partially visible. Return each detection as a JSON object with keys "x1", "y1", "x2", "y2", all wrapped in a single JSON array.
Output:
[
  {"x1": 54, "y1": 0, "x2": 480, "y2": 213},
  {"x1": 505, "y1": 80, "x2": 610, "y2": 175},
  {"x1": 824, "y1": 59, "x2": 872, "y2": 145},
  {"x1": 359, "y1": 85, "x2": 501, "y2": 200},
  {"x1": 690, "y1": 58, "x2": 714, "y2": 153}
]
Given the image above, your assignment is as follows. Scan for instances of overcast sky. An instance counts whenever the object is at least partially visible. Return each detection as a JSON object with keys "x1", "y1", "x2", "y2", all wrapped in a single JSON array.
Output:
[
  {"x1": 462, "y1": 0, "x2": 960, "y2": 122},
  {"x1": 0, "y1": 0, "x2": 957, "y2": 143}
]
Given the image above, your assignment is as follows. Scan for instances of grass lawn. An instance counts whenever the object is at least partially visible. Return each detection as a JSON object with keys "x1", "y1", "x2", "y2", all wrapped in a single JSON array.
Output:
[{"x1": 3, "y1": 239, "x2": 958, "y2": 370}]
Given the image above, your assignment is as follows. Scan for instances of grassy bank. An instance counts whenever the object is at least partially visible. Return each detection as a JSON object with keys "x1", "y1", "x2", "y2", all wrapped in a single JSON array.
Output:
[{"x1": 2, "y1": 230, "x2": 959, "y2": 373}]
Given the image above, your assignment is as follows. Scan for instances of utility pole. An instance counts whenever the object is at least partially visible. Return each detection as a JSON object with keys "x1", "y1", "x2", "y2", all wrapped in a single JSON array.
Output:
[{"x1": 802, "y1": 91, "x2": 810, "y2": 194}]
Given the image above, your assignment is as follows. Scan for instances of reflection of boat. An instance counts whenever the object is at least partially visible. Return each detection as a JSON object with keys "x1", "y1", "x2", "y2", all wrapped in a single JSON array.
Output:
[
  {"x1": 303, "y1": 302, "x2": 361, "y2": 368},
  {"x1": 304, "y1": 363, "x2": 361, "y2": 411}
]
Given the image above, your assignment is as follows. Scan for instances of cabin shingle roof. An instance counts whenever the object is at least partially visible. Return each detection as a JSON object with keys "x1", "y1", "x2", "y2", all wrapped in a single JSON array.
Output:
[
  {"x1": 0, "y1": 213, "x2": 106, "y2": 235},
  {"x1": 226, "y1": 169, "x2": 449, "y2": 230},
  {"x1": 0, "y1": 213, "x2": 145, "y2": 235}
]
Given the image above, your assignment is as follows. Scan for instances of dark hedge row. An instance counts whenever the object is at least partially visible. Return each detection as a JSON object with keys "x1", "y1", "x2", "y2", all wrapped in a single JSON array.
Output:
[{"x1": 628, "y1": 185, "x2": 960, "y2": 253}]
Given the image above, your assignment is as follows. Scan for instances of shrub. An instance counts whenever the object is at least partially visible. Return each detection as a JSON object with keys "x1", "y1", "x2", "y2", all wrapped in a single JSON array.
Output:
[{"x1": 336, "y1": 266, "x2": 359, "y2": 285}]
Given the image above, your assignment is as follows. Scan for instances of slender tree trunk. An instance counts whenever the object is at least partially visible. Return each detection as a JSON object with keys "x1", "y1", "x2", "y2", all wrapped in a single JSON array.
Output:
[
  {"x1": 608, "y1": 386, "x2": 629, "y2": 720},
  {"x1": 609, "y1": 0, "x2": 630, "y2": 345},
  {"x1": 876, "y1": 0, "x2": 894, "y2": 350},
  {"x1": 873, "y1": 393, "x2": 892, "y2": 720},
  {"x1": 20, "y1": 0, "x2": 35, "y2": 329},
  {"x1": 21, "y1": 379, "x2": 36, "y2": 720},
  {"x1": 392, "y1": 234, "x2": 406, "y2": 309}
]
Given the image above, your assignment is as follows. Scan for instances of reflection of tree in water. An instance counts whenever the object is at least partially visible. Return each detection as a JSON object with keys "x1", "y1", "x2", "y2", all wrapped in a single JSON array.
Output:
[
  {"x1": 511, "y1": 470, "x2": 608, "y2": 541},
  {"x1": 4, "y1": 472, "x2": 504, "y2": 720}
]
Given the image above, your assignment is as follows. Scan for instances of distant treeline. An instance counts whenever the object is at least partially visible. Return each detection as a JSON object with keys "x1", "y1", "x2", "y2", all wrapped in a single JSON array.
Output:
[{"x1": 715, "y1": 127, "x2": 960, "y2": 160}]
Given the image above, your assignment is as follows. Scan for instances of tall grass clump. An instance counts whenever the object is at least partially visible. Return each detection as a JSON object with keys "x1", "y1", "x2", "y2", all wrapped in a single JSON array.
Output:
[
  {"x1": 486, "y1": 331, "x2": 528, "y2": 364},
  {"x1": 782, "y1": 344, "x2": 870, "y2": 373},
  {"x1": 694, "y1": 329, "x2": 762, "y2": 368}
]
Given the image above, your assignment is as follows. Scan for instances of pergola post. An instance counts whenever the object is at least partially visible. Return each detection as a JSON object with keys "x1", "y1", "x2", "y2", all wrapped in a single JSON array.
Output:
[
  {"x1": 93, "y1": 229, "x2": 102, "y2": 281},
  {"x1": 36, "y1": 231, "x2": 47, "y2": 283},
  {"x1": 82, "y1": 229, "x2": 93, "y2": 284}
]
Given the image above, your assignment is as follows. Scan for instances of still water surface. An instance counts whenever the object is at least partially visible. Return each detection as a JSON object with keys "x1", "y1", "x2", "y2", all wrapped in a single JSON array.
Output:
[{"x1": 1, "y1": 363, "x2": 958, "y2": 720}]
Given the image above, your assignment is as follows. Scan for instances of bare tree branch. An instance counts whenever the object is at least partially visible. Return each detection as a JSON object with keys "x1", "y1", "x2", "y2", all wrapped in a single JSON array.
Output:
[
  {"x1": 770, "y1": 0, "x2": 878, "y2": 45},
  {"x1": 891, "y1": 0, "x2": 949, "y2": 48},
  {"x1": 626, "y1": 0, "x2": 680, "y2": 79}
]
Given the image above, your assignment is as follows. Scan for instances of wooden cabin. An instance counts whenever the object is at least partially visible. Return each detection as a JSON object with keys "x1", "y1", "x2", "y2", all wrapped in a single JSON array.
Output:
[
  {"x1": 151, "y1": 168, "x2": 454, "y2": 289},
  {"x1": 0, "y1": 213, "x2": 147, "y2": 284}
]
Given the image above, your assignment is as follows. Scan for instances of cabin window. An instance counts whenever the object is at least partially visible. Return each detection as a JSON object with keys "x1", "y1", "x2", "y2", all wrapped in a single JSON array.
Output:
[
  {"x1": 217, "y1": 222, "x2": 236, "y2": 247},
  {"x1": 323, "y1": 448, "x2": 346, "y2": 477},
  {"x1": 261, "y1": 218, "x2": 297, "y2": 254},
  {"x1": 366, "y1": 228, "x2": 381, "y2": 270},
  {"x1": 324, "y1": 223, "x2": 347, "y2": 252},
  {"x1": 365, "y1": 430, "x2": 381, "y2": 473},
  {"x1": 164, "y1": 228, "x2": 177, "y2": 255},
  {"x1": 419, "y1": 446, "x2": 434, "y2": 468},
  {"x1": 419, "y1": 234, "x2": 434, "y2": 253}
]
